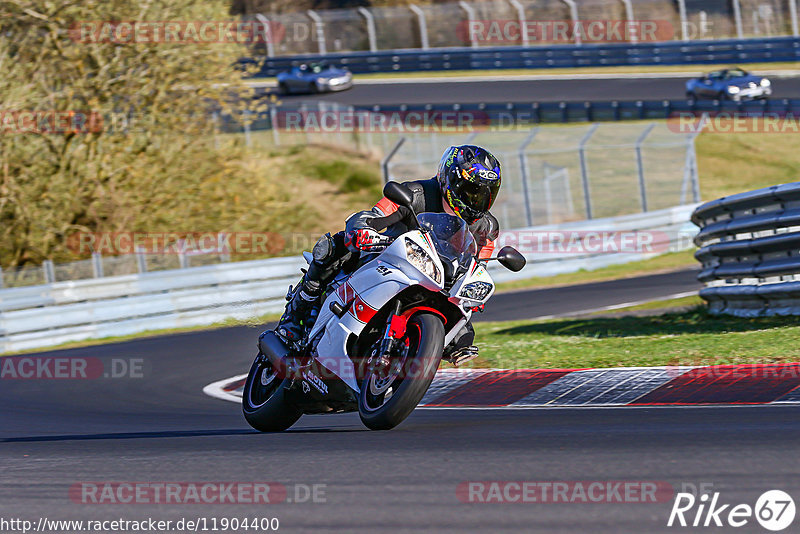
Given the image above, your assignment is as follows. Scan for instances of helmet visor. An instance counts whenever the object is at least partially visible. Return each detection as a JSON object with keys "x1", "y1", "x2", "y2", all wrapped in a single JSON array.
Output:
[{"x1": 452, "y1": 177, "x2": 500, "y2": 214}]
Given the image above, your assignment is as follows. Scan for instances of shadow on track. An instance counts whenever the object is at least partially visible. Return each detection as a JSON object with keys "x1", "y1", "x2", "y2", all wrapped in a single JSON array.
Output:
[
  {"x1": 2, "y1": 427, "x2": 366, "y2": 443},
  {"x1": 493, "y1": 306, "x2": 800, "y2": 338}
]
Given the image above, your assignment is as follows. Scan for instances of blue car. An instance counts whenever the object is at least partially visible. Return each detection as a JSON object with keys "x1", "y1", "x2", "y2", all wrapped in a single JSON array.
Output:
[
  {"x1": 685, "y1": 68, "x2": 772, "y2": 102},
  {"x1": 276, "y1": 63, "x2": 353, "y2": 95}
]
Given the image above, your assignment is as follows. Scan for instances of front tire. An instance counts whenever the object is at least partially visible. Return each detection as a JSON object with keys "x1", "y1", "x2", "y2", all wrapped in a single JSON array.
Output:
[
  {"x1": 358, "y1": 313, "x2": 444, "y2": 430},
  {"x1": 242, "y1": 355, "x2": 302, "y2": 432}
]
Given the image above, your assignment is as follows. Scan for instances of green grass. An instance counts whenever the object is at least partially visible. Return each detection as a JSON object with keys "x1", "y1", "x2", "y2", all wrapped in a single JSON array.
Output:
[
  {"x1": 496, "y1": 249, "x2": 698, "y2": 292},
  {"x1": 353, "y1": 61, "x2": 800, "y2": 80},
  {"x1": 587, "y1": 294, "x2": 703, "y2": 315},
  {"x1": 470, "y1": 308, "x2": 800, "y2": 369}
]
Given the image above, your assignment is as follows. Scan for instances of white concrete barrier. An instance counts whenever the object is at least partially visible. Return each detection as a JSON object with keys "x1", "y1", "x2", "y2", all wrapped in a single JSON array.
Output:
[{"x1": 0, "y1": 204, "x2": 698, "y2": 353}]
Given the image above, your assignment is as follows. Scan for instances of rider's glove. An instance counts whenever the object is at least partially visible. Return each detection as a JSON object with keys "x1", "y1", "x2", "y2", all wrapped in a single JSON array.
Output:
[{"x1": 345, "y1": 228, "x2": 392, "y2": 252}]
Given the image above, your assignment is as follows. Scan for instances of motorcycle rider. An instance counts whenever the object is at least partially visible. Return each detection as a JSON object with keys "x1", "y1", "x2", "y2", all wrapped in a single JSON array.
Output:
[{"x1": 276, "y1": 144, "x2": 502, "y2": 365}]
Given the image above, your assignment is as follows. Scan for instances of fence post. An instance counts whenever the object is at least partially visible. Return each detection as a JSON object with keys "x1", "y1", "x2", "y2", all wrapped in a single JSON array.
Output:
[
  {"x1": 43, "y1": 260, "x2": 55, "y2": 284},
  {"x1": 677, "y1": 0, "x2": 689, "y2": 41},
  {"x1": 269, "y1": 107, "x2": 280, "y2": 146},
  {"x1": 459, "y1": 2, "x2": 479, "y2": 48},
  {"x1": 790, "y1": 0, "x2": 800, "y2": 36},
  {"x1": 686, "y1": 115, "x2": 708, "y2": 203},
  {"x1": 518, "y1": 127, "x2": 540, "y2": 227},
  {"x1": 0, "y1": 266, "x2": 4, "y2": 289},
  {"x1": 357, "y1": 7, "x2": 378, "y2": 52},
  {"x1": 508, "y1": 0, "x2": 529, "y2": 46},
  {"x1": 254, "y1": 14, "x2": 275, "y2": 57},
  {"x1": 732, "y1": 0, "x2": 744, "y2": 38},
  {"x1": 243, "y1": 109, "x2": 252, "y2": 147},
  {"x1": 620, "y1": 0, "x2": 636, "y2": 43},
  {"x1": 635, "y1": 123, "x2": 656, "y2": 212},
  {"x1": 135, "y1": 247, "x2": 148, "y2": 273},
  {"x1": 382, "y1": 137, "x2": 407, "y2": 184},
  {"x1": 561, "y1": 0, "x2": 581, "y2": 45},
  {"x1": 578, "y1": 124, "x2": 599, "y2": 219},
  {"x1": 91, "y1": 252, "x2": 104, "y2": 278},
  {"x1": 306, "y1": 10, "x2": 327, "y2": 55},
  {"x1": 408, "y1": 5, "x2": 430, "y2": 49}
]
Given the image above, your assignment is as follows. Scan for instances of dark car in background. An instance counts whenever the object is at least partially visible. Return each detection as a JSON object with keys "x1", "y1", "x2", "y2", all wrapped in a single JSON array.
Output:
[
  {"x1": 276, "y1": 63, "x2": 353, "y2": 95},
  {"x1": 685, "y1": 67, "x2": 772, "y2": 102}
]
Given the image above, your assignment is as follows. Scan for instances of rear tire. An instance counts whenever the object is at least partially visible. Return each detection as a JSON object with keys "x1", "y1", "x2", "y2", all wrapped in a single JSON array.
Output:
[
  {"x1": 358, "y1": 313, "x2": 444, "y2": 430},
  {"x1": 242, "y1": 355, "x2": 302, "y2": 432}
]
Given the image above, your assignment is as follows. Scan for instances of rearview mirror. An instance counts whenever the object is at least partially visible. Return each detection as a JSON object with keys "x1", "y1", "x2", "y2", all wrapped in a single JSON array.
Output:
[
  {"x1": 497, "y1": 246, "x2": 526, "y2": 272},
  {"x1": 383, "y1": 181, "x2": 414, "y2": 208}
]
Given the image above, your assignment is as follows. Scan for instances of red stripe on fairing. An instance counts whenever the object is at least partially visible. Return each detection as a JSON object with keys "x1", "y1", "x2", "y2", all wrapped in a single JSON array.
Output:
[
  {"x1": 336, "y1": 281, "x2": 356, "y2": 305},
  {"x1": 425, "y1": 369, "x2": 574, "y2": 406},
  {"x1": 631, "y1": 363, "x2": 800, "y2": 405},
  {"x1": 349, "y1": 294, "x2": 378, "y2": 323}
]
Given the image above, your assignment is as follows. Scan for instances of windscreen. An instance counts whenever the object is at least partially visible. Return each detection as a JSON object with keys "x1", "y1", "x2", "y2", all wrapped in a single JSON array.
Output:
[{"x1": 417, "y1": 212, "x2": 477, "y2": 264}]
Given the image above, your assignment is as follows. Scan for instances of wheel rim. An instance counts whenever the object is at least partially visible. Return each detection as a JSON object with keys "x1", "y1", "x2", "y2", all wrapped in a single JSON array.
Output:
[
  {"x1": 361, "y1": 322, "x2": 420, "y2": 413},
  {"x1": 245, "y1": 357, "x2": 281, "y2": 409}
]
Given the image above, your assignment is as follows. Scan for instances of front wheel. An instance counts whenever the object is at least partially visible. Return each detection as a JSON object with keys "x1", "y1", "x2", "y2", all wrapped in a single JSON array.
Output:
[
  {"x1": 358, "y1": 313, "x2": 444, "y2": 430},
  {"x1": 242, "y1": 354, "x2": 302, "y2": 432}
]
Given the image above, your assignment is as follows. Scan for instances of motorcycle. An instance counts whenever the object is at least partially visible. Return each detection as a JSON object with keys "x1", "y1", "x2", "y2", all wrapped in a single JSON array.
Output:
[{"x1": 242, "y1": 182, "x2": 526, "y2": 431}]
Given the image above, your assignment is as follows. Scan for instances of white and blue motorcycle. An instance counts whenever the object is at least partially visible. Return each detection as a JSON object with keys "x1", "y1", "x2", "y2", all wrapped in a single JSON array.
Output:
[{"x1": 242, "y1": 182, "x2": 525, "y2": 431}]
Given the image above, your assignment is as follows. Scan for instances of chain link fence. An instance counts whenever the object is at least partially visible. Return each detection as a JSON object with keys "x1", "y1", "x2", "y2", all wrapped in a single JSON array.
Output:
[
  {"x1": 254, "y1": 0, "x2": 799, "y2": 55},
  {"x1": 2, "y1": 102, "x2": 701, "y2": 289}
]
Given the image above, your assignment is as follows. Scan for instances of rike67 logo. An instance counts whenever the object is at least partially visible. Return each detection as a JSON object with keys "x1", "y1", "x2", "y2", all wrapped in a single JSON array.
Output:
[{"x1": 668, "y1": 490, "x2": 795, "y2": 531}]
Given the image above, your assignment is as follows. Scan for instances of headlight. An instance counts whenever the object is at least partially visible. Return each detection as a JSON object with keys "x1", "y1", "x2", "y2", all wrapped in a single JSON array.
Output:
[
  {"x1": 316, "y1": 77, "x2": 330, "y2": 84},
  {"x1": 761, "y1": 78, "x2": 771, "y2": 87},
  {"x1": 459, "y1": 281, "x2": 493, "y2": 301},
  {"x1": 405, "y1": 238, "x2": 441, "y2": 284},
  {"x1": 727, "y1": 86, "x2": 740, "y2": 94}
]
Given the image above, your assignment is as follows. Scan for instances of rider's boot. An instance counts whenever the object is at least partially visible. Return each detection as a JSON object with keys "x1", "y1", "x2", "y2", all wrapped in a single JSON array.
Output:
[{"x1": 276, "y1": 278, "x2": 321, "y2": 343}]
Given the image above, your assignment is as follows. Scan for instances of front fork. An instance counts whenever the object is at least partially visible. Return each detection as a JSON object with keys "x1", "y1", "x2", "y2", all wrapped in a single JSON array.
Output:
[{"x1": 369, "y1": 301, "x2": 409, "y2": 374}]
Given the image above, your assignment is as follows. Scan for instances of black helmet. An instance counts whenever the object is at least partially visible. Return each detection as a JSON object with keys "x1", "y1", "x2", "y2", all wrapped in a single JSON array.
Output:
[{"x1": 437, "y1": 145, "x2": 501, "y2": 224}]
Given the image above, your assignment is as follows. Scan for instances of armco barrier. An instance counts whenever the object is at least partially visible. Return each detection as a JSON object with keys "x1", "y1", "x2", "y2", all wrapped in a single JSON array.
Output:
[
  {"x1": 693, "y1": 182, "x2": 800, "y2": 316},
  {"x1": 0, "y1": 205, "x2": 697, "y2": 353},
  {"x1": 249, "y1": 36, "x2": 800, "y2": 76},
  {"x1": 232, "y1": 97, "x2": 800, "y2": 131}
]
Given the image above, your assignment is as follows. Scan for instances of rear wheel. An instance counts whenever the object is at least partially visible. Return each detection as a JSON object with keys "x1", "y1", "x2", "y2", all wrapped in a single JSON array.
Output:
[
  {"x1": 242, "y1": 355, "x2": 302, "y2": 432},
  {"x1": 358, "y1": 313, "x2": 444, "y2": 430},
  {"x1": 278, "y1": 82, "x2": 289, "y2": 95}
]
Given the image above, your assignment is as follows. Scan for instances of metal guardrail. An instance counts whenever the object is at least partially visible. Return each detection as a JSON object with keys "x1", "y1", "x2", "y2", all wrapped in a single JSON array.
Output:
[
  {"x1": 693, "y1": 182, "x2": 800, "y2": 315},
  {"x1": 0, "y1": 205, "x2": 697, "y2": 353},
  {"x1": 345, "y1": 99, "x2": 800, "y2": 124},
  {"x1": 248, "y1": 36, "x2": 800, "y2": 76}
]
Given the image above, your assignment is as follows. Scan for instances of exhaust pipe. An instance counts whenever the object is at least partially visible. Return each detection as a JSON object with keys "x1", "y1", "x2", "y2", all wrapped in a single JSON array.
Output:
[{"x1": 257, "y1": 331, "x2": 292, "y2": 378}]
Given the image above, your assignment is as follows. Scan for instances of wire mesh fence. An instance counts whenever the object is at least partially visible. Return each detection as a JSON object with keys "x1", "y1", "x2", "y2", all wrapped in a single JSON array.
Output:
[
  {"x1": 2, "y1": 102, "x2": 702, "y2": 289},
  {"x1": 253, "y1": 0, "x2": 800, "y2": 55}
]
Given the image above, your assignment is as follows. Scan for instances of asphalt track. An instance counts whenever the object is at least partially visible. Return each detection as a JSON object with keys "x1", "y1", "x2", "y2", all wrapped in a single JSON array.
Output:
[
  {"x1": 275, "y1": 76, "x2": 800, "y2": 105},
  {"x1": 3, "y1": 268, "x2": 798, "y2": 533}
]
